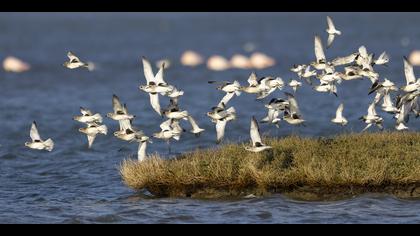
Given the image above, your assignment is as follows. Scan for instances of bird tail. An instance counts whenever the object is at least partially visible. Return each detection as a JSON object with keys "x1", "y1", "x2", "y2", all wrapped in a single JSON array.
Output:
[
  {"x1": 44, "y1": 139, "x2": 54, "y2": 152},
  {"x1": 93, "y1": 113, "x2": 103, "y2": 123},
  {"x1": 336, "y1": 30, "x2": 342, "y2": 35},
  {"x1": 98, "y1": 125, "x2": 108, "y2": 135},
  {"x1": 226, "y1": 107, "x2": 236, "y2": 114},
  {"x1": 261, "y1": 116, "x2": 269, "y2": 123},
  {"x1": 233, "y1": 81, "x2": 242, "y2": 96}
]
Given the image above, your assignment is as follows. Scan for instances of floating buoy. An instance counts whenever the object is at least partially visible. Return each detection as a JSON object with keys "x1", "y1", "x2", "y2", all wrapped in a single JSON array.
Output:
[
  {"x1": 180, "y1": 50, "x2": 204, "y2": 67},
  {"x1": 3, "y1": 56, "x2": 30, "y2": 73},
  {"x1": 408, "y1": 50, "x2": 420, "y2": 66},
  {"x1": 230, "y1": 54, "x2": 252, "y2": 69},
  {"x1": 250, "y1": 52, "x2": 276, "y2": 69},
  {"x1": 207, "y1": 55, "x2": 230, "y2": 71}
]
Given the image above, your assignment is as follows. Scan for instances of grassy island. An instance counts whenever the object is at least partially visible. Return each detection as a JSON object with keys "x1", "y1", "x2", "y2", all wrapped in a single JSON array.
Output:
[{"x1": 120, "y1": 132, "x2": 420, "y2": 200}]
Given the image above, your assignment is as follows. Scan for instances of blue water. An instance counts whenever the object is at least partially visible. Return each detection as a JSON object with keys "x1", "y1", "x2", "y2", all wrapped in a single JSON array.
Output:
[{"x1": 0, "y1": 12, "x2": 419, "y2": 223}]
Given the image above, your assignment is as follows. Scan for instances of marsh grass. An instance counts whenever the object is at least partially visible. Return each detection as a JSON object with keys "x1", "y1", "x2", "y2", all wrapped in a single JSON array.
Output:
[{"x1": 120, "y1": 132, "x2": 420, "y2": 199}]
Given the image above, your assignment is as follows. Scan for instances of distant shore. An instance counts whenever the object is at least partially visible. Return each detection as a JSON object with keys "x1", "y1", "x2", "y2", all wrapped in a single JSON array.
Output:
[{"x1": 120, "y1": 132, "x2": 420, "y2": 200}]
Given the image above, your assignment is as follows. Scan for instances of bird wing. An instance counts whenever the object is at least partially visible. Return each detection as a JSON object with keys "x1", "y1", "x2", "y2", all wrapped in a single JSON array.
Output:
[
  {"x1": 119, "y1": 119, "x2": 132, "y2": 131},
  {"x1": 149, "y1": 93, "x2": 161, "y2": 116},
  {"x1": 332, "y1": 53, "x2": 357, "y2": 66},
  {"x1": 336, "y1": 103, "x2": 344, "y2": 120},
  {"x1": 404, "y1": 56, "x2": 416, "y2": 85},
  {"x1": 30, "y1": 121, "x2": 42, "y2": 142},
  {"x1": 358, "y1": 46, "x2": 368, "y2": 59},
  {"x1": 80, "y1": 107, "x2": 93, "y2": 116},
  {"x1": 367, "y1": 102, "x2": 377, "y2": 116},
  {"x1": 218, "y1": 92, "x2": 235, "y2": 107},
  {"x1": 137, "y1": 142, "x2": 147, "y2": 162},
  {"x1": 326, "y1": 16, "x2": 336, "y2": 31},
  {"x1": 87, "y1": 134, "x2": 96, "y2": 148},
  {"x1": 250, "y1": 116, "x2": 262, "y2": 146},
  {"x1": 314, "y1": 35, "x2": 326, "y2": 62},
  {"x1": 327, "y1": 34, "x2": 335, "y2": 49},
  {"x1": 142, "y1": 56, "x2": 155, "y2": 85},
  {"x1": 285, "y1": 92, "x2": 301, "y2": 115},
  {"x1": 187, "y1": 115, "x2": 200, "y2": 130},
  {"x1": 112, "y1": 95, "x2": 124, "y2": 113},
  {"x1": 154, "y1": 62, "x2": 166, "y2": 85},
  {"x1": 67, "y1": 51, "x2": 80, "y2": 62},
  {"x1": 375, "y1": 51, "x2": 389, "y2": 65},
  {"x1": 382, "y1": 93, "x2": 393, "y2": 107},
  {"x1": 397, "y1": 102, "x2": 410, "y2": 124},
  {"x1": 247, "y1": 72, "x2": 259, "y2": 86},
  {"x1": 215, "y1": 119, "x2": 227, "y2": 144},
  {"x1": 160, "y1": 119, "x2": 172, "y2": 131}
]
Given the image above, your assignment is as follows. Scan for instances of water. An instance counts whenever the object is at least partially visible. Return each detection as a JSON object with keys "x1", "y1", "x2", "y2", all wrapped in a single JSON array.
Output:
[{"x1": 0, "y1": 12, "x2": 419, "y2": 223}]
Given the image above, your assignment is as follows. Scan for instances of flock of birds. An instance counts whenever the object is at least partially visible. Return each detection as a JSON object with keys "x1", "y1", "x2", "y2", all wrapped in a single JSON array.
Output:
[{"x1": 24, "y1": 16, "x2": 420, "y2": 161}]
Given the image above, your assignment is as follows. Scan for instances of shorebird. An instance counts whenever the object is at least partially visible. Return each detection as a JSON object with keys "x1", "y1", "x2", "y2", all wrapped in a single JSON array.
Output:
[
  {"x1": 136, "y1": 135, "x2": 151, "y2": 162},
  {"x1": 300, "y1": 66, "x2": 316, "y2": 84},
  {"x1": 187, "y1": 115, "x2": 205, "y2": 137},
  {"x1": 369, "y1": 78, "x2": 398, "y2": 96},
  {"x1": 314, "y1": 82, "x2": 338, "y2": 97},
  {"x1": 261, "y1": 98, "x2": 289, "y2": 127},
  {"x1": 139, "y1": 57, "x2": 173, "y2": 115},
  {"x1": 310, "y1": 35, "x2": 330, "y2": 70},
  {"x1": 331, "y1": 103, "x2": 348, "y2": 126},
  {"x1": 166, "y1": 86, "x2": 184, "y2": 98},
  {"x1": 79, "y1": 122, "x2": 108, "y2": 148},
  {"x1": 359, "y1": 102, "x2": 384, "y2": 132},
  {"x1": 208, "y1": 80, "x2": 242, "y2": 96},
  {"x1": 283, "y1": 92, "x2": 305, "y2": 126},
  {"x1": 256, "y1": 76, "x2": 285, "y2": 99},
  {"x1": 289, "y1": 80, "x2": 302, "y2": 93},
  {"x1": 381, "y1": 93, "x2": 398, "y2": 114},
  {"x1": 207, "y1": 103, "x2": 236, "y2": 144},
  {"x1": 107, "y1": 95, "x2": 135, "y2": 121},
  {"x1": 401, "y1": 57, "x2": 420, "y2": 93},
  {"x1": 261, "y1": 107, "x2": 282, "y2": 128},
  {"x1": 326, "y1": 16, "x2": 341, "y2": 48},
  {"x1": 73, "y1": 107, "x2": 103, "y2": 124},
  {"x1": 63, "y1": 51, "x2": 89, "y2": 69},
  {"x1": 25, "y1": 121, "x2": 54, "y2": 152},
  {"x1": 331, "y1": 53, "x2": 358, "y2": 67},
  {"x1": 373, "y1": 51, "x2": 389, "y2": 66},
  {"x1": 207, "y1": 103, "x2": 236, "y2": 122},
  {"x1": 240, "y1": 72, "x2": 266, "y2": 94},
  {"x1": 395, "y1": 101, "x2": 411, "y2": 131},
  {"x1": 153, "y1": 119, "x2": 183, "y2": 153},
  {"x1": 245, "y1": 116, "x2": 272, "y2": 152},
  {"x1": 162, "y1": 98, "x2": 189, "y2": 120}
]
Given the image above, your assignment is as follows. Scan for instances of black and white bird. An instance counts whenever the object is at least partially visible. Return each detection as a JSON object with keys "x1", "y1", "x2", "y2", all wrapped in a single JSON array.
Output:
[
  {"x1": 187, "y1": 115, "x2": 205, "y2": 137},
  {"x1": 107, "y1": 95, "x2": 135, "y2": 121},
  {"x1": 245, "y1": 116, "x2": 272, "y2": 152},
  {"x1": 63, "y1": 51, "x2": 89, "y2": 70},
  {"x1": 331, "y1": 103, "x2": 348, "y2": 126},
  {"x1": 73, "y1": 107, "x2": 103, "y2": 124},
  {"x1": 25, "y1": 121, "x2": 54, "y2": 152},
  {"x1": 401, "y1": 57, "x2": 420, "y2": 93},
  {"x1": 359, "y1": 102, "x2": 384, "y2": 132},
  {"x1": 283, "y1": 92, "x2": 305, "y2": 125},
  {"x1": 78, "y1": 122, "x2": 108, "y2": 148},
  {"x1": 326, "y1": 16, "x2": 342, "y2": 48}
]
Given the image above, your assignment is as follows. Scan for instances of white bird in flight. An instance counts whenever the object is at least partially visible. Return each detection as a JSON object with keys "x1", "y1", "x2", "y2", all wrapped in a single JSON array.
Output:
[
  {"x1": 25, "y1": 121, "x2": 54, "y2": 152},
  {"x1": 326, "y1": 16, "x2": 341, "y2": 48},
  {"x1": 245, "y1": 116, "x2": 272, "y2": 152}
]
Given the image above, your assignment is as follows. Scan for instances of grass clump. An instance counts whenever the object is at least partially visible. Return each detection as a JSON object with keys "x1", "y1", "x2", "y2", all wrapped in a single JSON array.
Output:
[{"x1": 120, "y1": 132, "x2": 420, "y2": 200}]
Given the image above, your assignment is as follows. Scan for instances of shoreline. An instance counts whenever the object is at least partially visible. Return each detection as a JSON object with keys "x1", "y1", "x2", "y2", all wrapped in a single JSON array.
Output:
[{"x1": 120, "y1": 132, "x2": 420, "y2": 200}]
